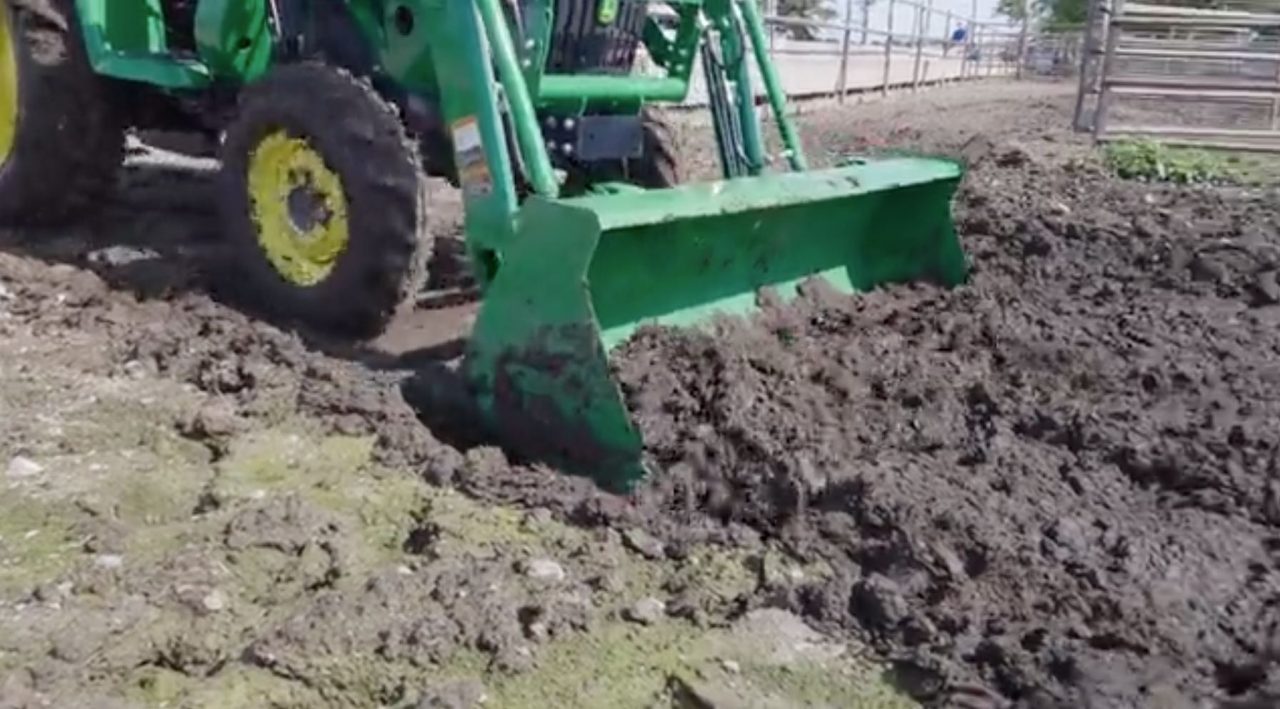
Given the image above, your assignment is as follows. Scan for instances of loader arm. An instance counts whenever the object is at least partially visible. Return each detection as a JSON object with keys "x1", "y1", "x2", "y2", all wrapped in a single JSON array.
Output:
[{"x1": 391, "y1": 0, "x2": 968, "y2": 490}]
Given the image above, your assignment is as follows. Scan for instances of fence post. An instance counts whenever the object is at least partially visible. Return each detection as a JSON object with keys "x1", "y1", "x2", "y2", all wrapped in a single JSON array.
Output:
[
  {"x1": 882, "y1": 0, "x2": 896, "y2": 96},
  {"x1": 1271, "y1": 54, "x2": 1280, "y2": 130},
  {"x1": 1091, "y1": 0, "x2": 1121, "y2": 142},
  {"x1": 966, "y1": 25, "x2": 978, "y2": 78},
  {"x1": 913, "y1": 0, "x2": 931, "y2": 89},
  {"x1": 1072, "y1": 0, "x2": 1103, "y2": 130},
  {"x1": 836, "y1": 0, "x2": 855, "y2": 102},
  {"x1": 1016, "y1": 0, "x2": 1030, "y2": 79},
  {"x1": 988, "y1": 25, "x2": 998, "y2": 75}
]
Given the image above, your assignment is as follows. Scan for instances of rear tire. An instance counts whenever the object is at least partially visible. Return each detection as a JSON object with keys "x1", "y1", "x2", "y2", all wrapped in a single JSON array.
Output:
[
  {"x1": 0, "y1": 0, "x2": 124, "y2": 225},
  {"x1": 218, "y1": 63, "x2": 430, "y2": 339}
]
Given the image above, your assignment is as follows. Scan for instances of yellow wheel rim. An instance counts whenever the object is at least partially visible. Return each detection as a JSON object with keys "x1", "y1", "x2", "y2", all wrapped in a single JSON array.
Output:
[
  {"x1": 246, "y1": 131, "x2": 350, "y2": 287},
  {"x1": 0, "y1": 6, "x2": 19, "y2": 164}
]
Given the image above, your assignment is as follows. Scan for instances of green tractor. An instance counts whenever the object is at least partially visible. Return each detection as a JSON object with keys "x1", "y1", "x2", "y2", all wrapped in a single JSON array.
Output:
[{"x1": 0, "y1": 0, "x2": 968, "y2": 490}]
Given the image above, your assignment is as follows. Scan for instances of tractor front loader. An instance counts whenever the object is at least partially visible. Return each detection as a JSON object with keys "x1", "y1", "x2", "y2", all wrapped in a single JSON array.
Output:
[{"x1": 0, "y1": 0, "x2": 968, "y2": 490}]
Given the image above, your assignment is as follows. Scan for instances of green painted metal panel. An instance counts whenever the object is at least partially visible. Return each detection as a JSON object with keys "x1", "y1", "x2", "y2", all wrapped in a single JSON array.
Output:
[
  {"x1": 75, "y1": 0, "x2": 211, "y2": 87},
  {"x1": 378, "y1": 0, "x2": 438, "y2": 92},
  {"x1": 463, "y1": 157, "x2": 967, "y2": 492},
  {"x1": 194, "y1": 0, "x2": 272, "y2": 81},
  {"x1": 538, "y1": 75, "x2": 687, "y2": 102}
]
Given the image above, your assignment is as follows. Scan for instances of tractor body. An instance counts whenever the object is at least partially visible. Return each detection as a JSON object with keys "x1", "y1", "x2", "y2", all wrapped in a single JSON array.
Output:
[{"x1": 0, "y1": 0, "x2": 968, "y2": 491}]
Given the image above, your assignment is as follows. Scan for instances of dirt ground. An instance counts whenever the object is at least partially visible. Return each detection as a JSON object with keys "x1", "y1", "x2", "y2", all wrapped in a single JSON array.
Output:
[{"x1": 2, "y1": 79, "x2": 1279, "y2": 709}]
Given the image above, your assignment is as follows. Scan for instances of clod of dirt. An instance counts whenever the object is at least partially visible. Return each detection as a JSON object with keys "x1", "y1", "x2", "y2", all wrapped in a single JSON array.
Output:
[
  {"x1": 958, "y1": 134, "x2": 996, "y2": 167},
  {"x1": 725, "y1": 609, "x2": 846, "y2": 666},
  {"x1": 416, "y1": 679, "x2": 488, "y2": 709},
  {"x1": 522, "y1": 558, "x2": 567, "y2": 583},
  {"x1": 625, "y1": 597, "x2": 666, "y2": 625},
  {"x1": 622, "y1": 528, "x2": 665, "y2": 559}
]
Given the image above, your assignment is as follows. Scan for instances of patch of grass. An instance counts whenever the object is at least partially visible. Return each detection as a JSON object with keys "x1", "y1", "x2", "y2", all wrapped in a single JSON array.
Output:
[
  {"x1": 477, "y1": 619, "x2": 917, "y2": 709},
  {"x1": 1103, "y1": 139, "x2": 1232, "y2": 184},
  {"x1": 0, "y1": 496, "x2": 81, "y2": 594}
]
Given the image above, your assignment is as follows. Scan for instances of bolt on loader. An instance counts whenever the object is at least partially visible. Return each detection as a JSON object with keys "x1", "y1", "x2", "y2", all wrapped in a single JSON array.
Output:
[{"x1": 0, "y1": 0, "x2": 968, "y2": 491}]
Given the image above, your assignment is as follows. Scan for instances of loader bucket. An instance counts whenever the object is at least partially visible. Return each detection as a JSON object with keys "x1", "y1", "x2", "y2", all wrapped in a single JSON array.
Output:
[{"x1": 461, "y1": 156, "x2": 967, "y2": 492}]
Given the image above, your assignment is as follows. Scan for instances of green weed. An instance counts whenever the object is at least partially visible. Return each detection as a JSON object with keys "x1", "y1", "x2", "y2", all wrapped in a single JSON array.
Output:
[{"x1": 1103, "y1": 139, "x2": 1231, "y2": 184}]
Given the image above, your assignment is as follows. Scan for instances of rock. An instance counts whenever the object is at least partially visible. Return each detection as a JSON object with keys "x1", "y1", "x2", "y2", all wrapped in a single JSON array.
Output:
[
  {"x1": 625, "y1": 597, "x2": 666, "y2": 625},
  {"x1": 526, "y1": 621, "x2": 549, "y2": 642},
  {"x1": 201, "y1": 589, "x2": 228, "y2": 613},
  {"x1": 720, "y1": 658, "x2": 741, "y2": 674},
  {"x1": 87, "y1": 245, "x2": 161, "y2": 267},
  {"x1": 523, "y1": 558, "x2": 566, "y2": 583},
  {"x1": 622, "y1": 528, "x2": 665, "y2": 559},
  {"x1": 5, "y1": 456, "x2": 43, "y2": 480},
  {"x1": 94, "y1": 554, "x2": 124, "y2": 570},
  {"x1": 727, "y1": 608, "x2": 846, "y2": 665},
  {"x1": 416, "y1": 678, "x2": 488, "y2": 709}
]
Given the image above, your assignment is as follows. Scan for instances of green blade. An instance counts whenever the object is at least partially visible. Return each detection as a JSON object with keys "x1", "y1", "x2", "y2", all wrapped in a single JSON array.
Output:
[{"x1": 463, "y1": 157, "x2": 967, "y2": 492}]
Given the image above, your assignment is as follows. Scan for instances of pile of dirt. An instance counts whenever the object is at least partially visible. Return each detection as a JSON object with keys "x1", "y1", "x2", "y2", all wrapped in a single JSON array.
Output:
[
  {"x1": 606, "y1": 133, "x2": 1280, "y2": 706},
  {"x1": 435, "y1": 97, "x2": 1280, "y2": 706}
]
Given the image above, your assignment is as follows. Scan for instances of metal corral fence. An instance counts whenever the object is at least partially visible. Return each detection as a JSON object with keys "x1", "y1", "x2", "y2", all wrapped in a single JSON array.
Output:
[
  {"x1": 1074, "y1": 0, "x2": 1280, "y2": 151},
  {"x1": 640, "y1": 2, "x2": 1036, "y2": 107}
]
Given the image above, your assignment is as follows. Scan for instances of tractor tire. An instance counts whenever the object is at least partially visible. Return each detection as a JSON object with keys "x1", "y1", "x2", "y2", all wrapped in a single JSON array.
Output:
[
  {"x1": 623, "y1": 107, "x2": 682, "y2": 188},
  {"x1": 568, "y1": 107, "x2": 682, "y2": 192},
  {"x1": 218, "y1": 63, "x2": 430, "y2": 340},
  {"x1": 0, "y1": 0, "x2": 124, "y2": 225}
]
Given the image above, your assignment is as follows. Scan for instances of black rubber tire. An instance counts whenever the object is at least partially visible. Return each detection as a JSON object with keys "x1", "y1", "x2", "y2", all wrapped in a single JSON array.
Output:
[
  {"x1": 218, "y1": 63, "x2": 431, "y2": 340},
  {"x1": 0, "y1": 0, "x2": 124, "y2": 225},
  {"x1": 567, "y1": 107, "x2": 682, "y2": 192}
]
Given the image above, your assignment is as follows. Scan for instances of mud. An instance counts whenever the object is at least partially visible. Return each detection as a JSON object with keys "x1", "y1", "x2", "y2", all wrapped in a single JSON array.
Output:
[
  {"x1": 2, "y1": 80, "x2": 1279, "y2": 707},
  {"x1": 610, "y1": 104, "x2": 1280, "y2": 705},
  {"x1": 427, "y1": 86, "x2": 1280, "y2": 706}
]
